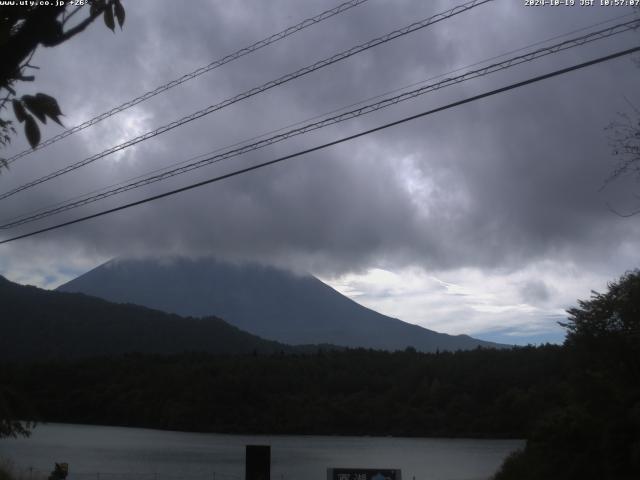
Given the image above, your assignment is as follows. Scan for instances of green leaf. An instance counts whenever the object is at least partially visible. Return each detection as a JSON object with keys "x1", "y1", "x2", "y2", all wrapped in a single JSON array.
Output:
[
  {"x1": 24, "y1": 115, "x2": 40, "y2": 149},
  {"x1": 12, "y1": 100, "x2": 27, "y2": 123},
  {"x1": 90, "y1": 0, "x2": 106, "y2": 16},
  {"x1": 114, "y1": 0, "x2": 125, "y2": 28},
  {"x1": 33, "y1": 93, "x2": 62, "y2": 116},
  {"x1": 22, "y1": 95, "x2": 47, "y2": 124},
  {"x1": 104, "y1": 4, "x2": 115, "y2": 32},
  {"x1": 34, "y1": 93, "x2": 64, "y2": 126}
]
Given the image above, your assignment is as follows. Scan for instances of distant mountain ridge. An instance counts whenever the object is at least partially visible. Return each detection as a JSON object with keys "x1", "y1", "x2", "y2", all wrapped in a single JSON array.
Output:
[
  {"x1": 0, "y1": 274, "x2": 298, "y2": 360},
  {"x1": 57, "y1": 257, "x2": 506, "y2": 352}
]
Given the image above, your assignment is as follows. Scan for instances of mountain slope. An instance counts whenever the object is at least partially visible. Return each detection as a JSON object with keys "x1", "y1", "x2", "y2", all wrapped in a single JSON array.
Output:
[
  {"x1": 57, "y1": 257, "x2": 505, "y2": 351},
  {"x1": 0, "y1": 275, "x2": 295, "y2": 360}
]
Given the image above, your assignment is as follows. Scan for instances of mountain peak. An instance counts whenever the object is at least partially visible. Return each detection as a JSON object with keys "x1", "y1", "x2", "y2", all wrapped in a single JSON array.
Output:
[{"x1": 58, "y1": 256, "x2": 506, "y2": 352}]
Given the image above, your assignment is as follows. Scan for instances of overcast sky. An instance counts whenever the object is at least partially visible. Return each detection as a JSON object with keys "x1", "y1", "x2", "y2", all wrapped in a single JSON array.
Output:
[{"x1": 1, "y1": 0, "x2": 639, "y2": 344}]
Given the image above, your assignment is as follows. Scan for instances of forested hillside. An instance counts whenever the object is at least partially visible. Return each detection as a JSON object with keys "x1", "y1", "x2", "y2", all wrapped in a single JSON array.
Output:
[
  {"x1": 0, "y1": 275, "x2": 296, "y2": 359},
  {"x1": 2, "y1": 270, "x2": 638, "y2": 479}
]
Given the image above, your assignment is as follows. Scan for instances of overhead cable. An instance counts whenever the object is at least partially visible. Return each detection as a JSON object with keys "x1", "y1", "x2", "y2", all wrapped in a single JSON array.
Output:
[
  {"x1": 4, "y1": 0, "x2": 372, "y2": 165},
  {"x1": 1, "y1": 45, "x2": 637, "y2": 245},
  {"x1": 0, "y1": 0, "x2": 493, "y2": 201},
  {"x1": 2, "y1": 18, "x2": 637, "y2": 229}
]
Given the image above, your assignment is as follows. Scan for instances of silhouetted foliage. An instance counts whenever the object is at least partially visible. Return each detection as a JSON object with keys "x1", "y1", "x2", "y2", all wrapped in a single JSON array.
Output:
[
  {"x1": 494, "y1": 270, "x2": 640, "y2": 480},
  {"x1": 563, "y1": 269, "x2": 640, "y2": 342},
  {"x1": 0, "y1": 346, "x2": 566, "y2": 438},
  {"x1": 0, "y1": 1, "x2": 125, "y2": 154},
  {"x1": 2, "y1": 270, "x2": 639, "y2": 478},
  {"x1": 0, "y1": 385, "x2": 34, "y2": 438}
]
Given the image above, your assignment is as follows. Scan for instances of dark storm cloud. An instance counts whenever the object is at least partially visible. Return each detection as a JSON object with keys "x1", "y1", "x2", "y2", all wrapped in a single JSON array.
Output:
[
  {"x1": 1, "y1": 0, "x2": 639, "y2": 280},
  {"x1": 519, "y1": 279, "x2": 552, "y2": 304}
]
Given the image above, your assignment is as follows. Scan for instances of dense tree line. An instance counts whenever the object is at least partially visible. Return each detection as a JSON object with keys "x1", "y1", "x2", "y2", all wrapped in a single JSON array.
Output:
[
  {"x1": 1, "y1": 345, "x2": 567, "y2": 438},
  {"x1": 494, "y1": 270, "x2": 640, "y2": 480},
  {"x1": 2, "y1": 270, "x2": 638, "y2": 478}
]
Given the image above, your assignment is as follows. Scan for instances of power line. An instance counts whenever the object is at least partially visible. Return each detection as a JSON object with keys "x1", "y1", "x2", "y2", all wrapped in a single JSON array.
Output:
[
  {"x1": 0, "y1": 0, "x2": 493, "y2": 201},
  {"x1": 1, "y1": 45, "x2": 637, "y2": 246},
  {"x1": 14, "y1": 10, "x2": 640, "y2": 222},
  {"x1": 3, "y1": 0, "x2": 371, "y2": 165},
  {"x1": 8, "y1": 10, "x2": 636, "y2": 217},
  {"x1": 4, "y1": 18, "x2": 636, "y2": 228},
  {"x1": 3, "y1": 18, "x2": 637, "y2": 229},
  {"x1": 28, "y1": 10, "x2": 632, "y2": 221}
]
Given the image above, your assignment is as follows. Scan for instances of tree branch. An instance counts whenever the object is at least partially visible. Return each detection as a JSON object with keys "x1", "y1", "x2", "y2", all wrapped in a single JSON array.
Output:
[
  {"x1": 62, "y1": 5, "x2": 84, "y2": 26},
  {"x1": 52, "y1": 4, "x2": 106, "y2": 46},
  {"x1": 0, "y1": 7, "x2": 64, "y2": 82}
]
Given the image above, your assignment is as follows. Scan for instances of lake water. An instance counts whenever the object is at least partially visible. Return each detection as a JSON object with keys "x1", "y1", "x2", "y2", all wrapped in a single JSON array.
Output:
[{"x1": 0, "y1": 423, "x2": 523, "y2": 480}]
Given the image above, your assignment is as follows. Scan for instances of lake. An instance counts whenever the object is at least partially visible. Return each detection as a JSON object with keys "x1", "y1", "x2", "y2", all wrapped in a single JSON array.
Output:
[{"x1": 0, "y1": 423, "x2": 523, "y2": 480}]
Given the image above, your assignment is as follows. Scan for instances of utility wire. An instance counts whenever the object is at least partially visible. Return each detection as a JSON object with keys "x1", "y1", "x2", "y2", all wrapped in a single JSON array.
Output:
[
  {"x1": 3, "y1": 0, "x2": 371, "y2": 165},
  {"x1": 14, "y1": 8, "x2": 635, "y2": 223},
  {"x1": 3, "y1": 18, "x2": 635, "y2": 228},
  {"x1": 11, "y1": 8, "x2": 628, "y2": 225},
  {"x1": 2, "y1": 19, "x2": 637, "y2": 230},
  {"x1": 5, "y1": 10, "x2": 637, "y2": 220},
  {"x1": 12, "y1": 7, "x2": 634, "y2": 178},
  {"x1": 0, "y1": 0, "x2": 493, "y2": 201},
  {"x1": 1, "y1": 45, "x2": 637, "y2": 246}
]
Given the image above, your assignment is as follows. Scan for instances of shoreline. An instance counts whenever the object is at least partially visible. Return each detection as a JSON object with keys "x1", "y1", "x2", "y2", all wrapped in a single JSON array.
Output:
[{"x1": 12, "y1": 421, "x2": 526, "y2": 442}]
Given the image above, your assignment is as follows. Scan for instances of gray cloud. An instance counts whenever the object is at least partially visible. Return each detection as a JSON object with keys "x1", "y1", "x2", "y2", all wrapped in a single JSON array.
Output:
[
  {"x1": 1, "y1": 0, "x2": 638, "y2": 291},
  {"x1": 519, "y1": 279, "x2": 552, "y2": 304}
]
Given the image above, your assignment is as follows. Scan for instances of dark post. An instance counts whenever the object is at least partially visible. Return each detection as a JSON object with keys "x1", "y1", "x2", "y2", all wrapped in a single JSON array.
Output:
[{"x1": 246, "y1": 445, "x2": 270, "y2": 480}]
